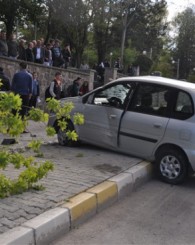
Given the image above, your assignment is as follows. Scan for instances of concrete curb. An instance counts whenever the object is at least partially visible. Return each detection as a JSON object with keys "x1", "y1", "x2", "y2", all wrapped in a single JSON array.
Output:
[{"x1": 0, "y1": 161, "x2": 153, "y2": 245}]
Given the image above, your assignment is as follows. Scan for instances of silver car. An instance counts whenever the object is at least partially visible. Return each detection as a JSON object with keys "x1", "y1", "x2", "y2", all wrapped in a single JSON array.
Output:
[{"x1": 48, "y1": 76, "x2": 195, "y2": 185}]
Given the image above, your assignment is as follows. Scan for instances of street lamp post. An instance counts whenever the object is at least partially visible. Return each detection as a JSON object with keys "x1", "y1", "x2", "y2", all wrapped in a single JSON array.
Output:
[
  {"x1": 172, "y1": 58, "x2": 180, "y2": 79},
  {"x1": 16, "y1": 19, "x2": 18, "y2": 40},
  {"x1": 143, "y1": 49, "x2": 152, "y2": 58},
  {"x1": 110, "y1": 52, "x2": 113, "y2": 67},
  {"x1": 176, "y1": 58, "x2": 180, "y2": 79}
]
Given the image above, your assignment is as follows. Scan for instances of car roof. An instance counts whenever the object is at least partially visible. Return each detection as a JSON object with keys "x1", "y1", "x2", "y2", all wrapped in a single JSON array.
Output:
[{"x1": 113, "y1": 76, "x2": 195, "y2": 92}]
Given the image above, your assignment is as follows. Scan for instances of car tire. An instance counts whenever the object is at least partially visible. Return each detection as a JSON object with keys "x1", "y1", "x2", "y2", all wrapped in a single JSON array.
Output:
[
  {"x1": 155, "y1": 147, "x2": 188, "y2": 185},
  {"x1": 57, "y1": 121, "x2": 74, "y2": 146}
]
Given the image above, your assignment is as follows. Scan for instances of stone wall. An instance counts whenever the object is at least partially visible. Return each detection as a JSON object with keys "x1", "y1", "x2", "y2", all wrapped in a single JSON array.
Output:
[{"x1": 0, "y1": 57, "x2": 95, "y2": 106}]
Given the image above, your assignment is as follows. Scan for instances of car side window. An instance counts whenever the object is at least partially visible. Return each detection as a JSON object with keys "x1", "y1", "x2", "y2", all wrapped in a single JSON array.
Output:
[
  {"x1": 129, "y1": 84, "x2": 171, "y2": 117},
  {"x1": 93, "y1": 83, "x2": 131, "y2": 109},
  {"x1": 172, "y1": 91, "x2": 193, "y2": 120}
]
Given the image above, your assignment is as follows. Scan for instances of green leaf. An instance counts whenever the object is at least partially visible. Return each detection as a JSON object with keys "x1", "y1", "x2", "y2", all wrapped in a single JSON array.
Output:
[
  {"x1": 28, "y1": 140, "x2": 42, "y2": 153},
  {"x1": 73, "y1": 113, "x2": 85, "y2": 125},
  {"x1": 0, "y1": 151, "x2": 10, "y2": 169},
  {"x1": 66, "y1": 130, "x2": 78, "y2": 141},
  {"x1": 46, "y1": 126, "x2": 56, "y2": 136},
  {"x1": 27, "y1": 108, "x2": 49, "y2": 122}
]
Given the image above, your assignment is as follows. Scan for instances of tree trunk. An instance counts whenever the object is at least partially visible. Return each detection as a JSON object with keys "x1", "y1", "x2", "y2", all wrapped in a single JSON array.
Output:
[{"x1": 5, "y1": 16, "x2": 15, "y2": 39}]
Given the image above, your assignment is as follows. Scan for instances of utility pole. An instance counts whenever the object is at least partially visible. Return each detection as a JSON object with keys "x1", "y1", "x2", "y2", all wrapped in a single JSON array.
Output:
[{"x1": 176, "y1": 59, "x2": 180, "y2": 79}]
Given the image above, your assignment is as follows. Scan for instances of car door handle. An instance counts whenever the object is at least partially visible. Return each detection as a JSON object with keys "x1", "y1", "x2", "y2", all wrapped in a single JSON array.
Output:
[
  {"x1": 109, "y1": 114, "x2": 116, "y2": 119},
  {"x1": 153, "y1": 123, "x2": 162, "y2": 128}
]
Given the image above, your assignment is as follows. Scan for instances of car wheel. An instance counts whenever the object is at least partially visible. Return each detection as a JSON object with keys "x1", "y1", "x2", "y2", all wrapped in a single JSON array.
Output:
[
  {"x1": 155, "y1": 148, "x2": 188, "y2": 184},
  {"x1": 57, "y1": 121, "x2": 74, "y2": 146}
]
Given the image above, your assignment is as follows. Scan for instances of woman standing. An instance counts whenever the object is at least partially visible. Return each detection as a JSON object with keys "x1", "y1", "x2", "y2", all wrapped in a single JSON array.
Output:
[{"x1": 79, "y1": 80, "x2": 89, "y2": 95}]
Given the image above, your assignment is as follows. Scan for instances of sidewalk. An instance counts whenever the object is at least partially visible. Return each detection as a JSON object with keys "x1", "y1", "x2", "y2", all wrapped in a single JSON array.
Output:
[{"x1": 0, "y1": 120, "x2": 153, "y2": 244}]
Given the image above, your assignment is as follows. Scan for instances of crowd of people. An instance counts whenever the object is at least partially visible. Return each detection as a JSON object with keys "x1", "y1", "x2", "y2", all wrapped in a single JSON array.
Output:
[
  {"x1": 45, "y1": 74, "x2": 88, "y2": 100},
  {"x1": 0, "y1": 63, "x2": 40, "y2": 120},
  {"x1": 0, "y1": 62, "x2": 89, "y2": 124},
  {"x1": 0, "y1": 30, "x2": 72, "y2": 68},
  {"x1": 0, "y1": 30, "x2": 137, "y2": 75},
  {"x1": 0, "y1": 30, "x2": 138, "y2": 115},
  {"x1": 0, "y1": 29, "x2": 91, "y2": 122}
]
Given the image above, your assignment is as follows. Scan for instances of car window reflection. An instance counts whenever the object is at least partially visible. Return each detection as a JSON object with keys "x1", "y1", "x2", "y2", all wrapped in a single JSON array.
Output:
[{"x1": 93, "y1": 83, "x2": 131, "y2": 109}]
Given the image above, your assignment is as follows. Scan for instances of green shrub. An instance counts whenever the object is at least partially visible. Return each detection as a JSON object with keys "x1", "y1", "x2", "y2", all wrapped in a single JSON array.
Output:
[{"x1": 0, "y1": 91, "x2": 84, "y2": 198}]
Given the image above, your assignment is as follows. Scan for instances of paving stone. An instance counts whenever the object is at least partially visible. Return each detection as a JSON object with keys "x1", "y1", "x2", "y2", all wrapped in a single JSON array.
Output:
[
  {"x1": 3, "y1": 212, "x2": 21, "y2": 221},
  {"x1": 0, "y1": 225, "x2": 9, "y2": 234},
  {"x1": 13, "y1": 217, "x2": 28, "y2": 226},
  {"x1": 0, "y1": 120, "x2": 142, "y2": 235},
  {"x1": 26, "y1": 207, "x2": 42, "y2": 215},
  {"x1": 0, "y1": 218, "x2": 14, "y2": 228},
  {"x1": 0, "y1": 204, "x2": 19, "y2": 213}
]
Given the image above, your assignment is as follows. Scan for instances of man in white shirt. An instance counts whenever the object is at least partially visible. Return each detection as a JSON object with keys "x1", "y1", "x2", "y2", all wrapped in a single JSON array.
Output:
[{"x1": 33, "y1": 40, "x2": 44, "y2": 64}]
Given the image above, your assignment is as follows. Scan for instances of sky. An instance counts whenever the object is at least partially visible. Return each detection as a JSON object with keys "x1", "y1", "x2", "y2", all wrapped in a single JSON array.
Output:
[{"x1": 166, "y1": 0, "x2": 195, "y2": 20}]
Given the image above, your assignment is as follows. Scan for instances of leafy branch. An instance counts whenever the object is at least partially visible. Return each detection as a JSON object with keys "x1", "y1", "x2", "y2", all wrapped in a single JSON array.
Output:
[{"x1": 0, "y1": 92, "x2": 84, "y2": 198}]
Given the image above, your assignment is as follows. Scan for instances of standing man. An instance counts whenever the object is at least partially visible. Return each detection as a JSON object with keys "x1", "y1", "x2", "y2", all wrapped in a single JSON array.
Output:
[
  {"x1": 11, "y1": 62, "x2": 32, "y2": 119},
  {"x1": 26, "y1": 42, "x2": 35, "y2": 62},
  {"x1": 7, "y1": 33, "x2": 18, "y2": 59},
  {"x1": 17, "y1": 39, "x2": 27, "y2": 61},
  {"x1": 0, "y1": 30, "x2": 8, "y2": 57},
  {"x1": 51, "y1": 39, "x2": 64, "y2": 67},
  {"x1": 33, "y1": 39, "x2": 45, "y2": 64}
]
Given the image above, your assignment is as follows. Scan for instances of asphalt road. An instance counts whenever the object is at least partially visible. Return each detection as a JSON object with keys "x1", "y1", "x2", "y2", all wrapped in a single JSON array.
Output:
[{"x1": 51, "y1": 176, "x2": 195, "y2": 245}]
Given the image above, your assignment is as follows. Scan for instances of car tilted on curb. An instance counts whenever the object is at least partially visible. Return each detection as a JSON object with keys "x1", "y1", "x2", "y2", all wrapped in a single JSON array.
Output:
[{"x1": 48, "y1": 76, "x2": 195, "y2": 185}]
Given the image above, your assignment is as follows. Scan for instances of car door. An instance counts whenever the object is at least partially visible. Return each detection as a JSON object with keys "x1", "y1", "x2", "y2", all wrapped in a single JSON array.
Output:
[
  {"x1": 119, "y1": 83, "x2": 171, "y2": 158},
  {"x1": 79, "y1": 82, "x2": 132, "y2": 149}
]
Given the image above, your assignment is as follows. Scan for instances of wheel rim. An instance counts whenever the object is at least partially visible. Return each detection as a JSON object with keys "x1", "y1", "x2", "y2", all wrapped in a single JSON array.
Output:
[
  {"x1": 160, "y1": 155, "x2": 181, "y2": 180},
  {"x1": 57, "y1": 129, "x2": 68, "y2": 145}
]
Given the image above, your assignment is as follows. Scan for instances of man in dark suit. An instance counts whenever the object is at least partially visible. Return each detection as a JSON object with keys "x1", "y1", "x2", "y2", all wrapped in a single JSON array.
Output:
[
  {"x1": 26, "y1": 42, "x2": 34, "y2": 62},
  {"x1": 11, "y1": 62, "x2": 32, "y2": 119},
  {"x1": 33, "y1": 39, "x2": 44, "y2": 64}
]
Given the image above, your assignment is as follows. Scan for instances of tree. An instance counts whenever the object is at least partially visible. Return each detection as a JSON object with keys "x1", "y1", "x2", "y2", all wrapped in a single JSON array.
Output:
[
  {"x1": 47, "y1": 0, "x2": 93, "y2": 68},
  {"x1": 121, "y1": 0, "x2": 167, "y2": 63},
  {"x1": 0, "y1": 0, "x2": 170, "y2": 72},
  {"x1": 134, "y1": 53, "x2": 153, "y2": 75},
  {"x1": 0, "y1": 0, "x2": 46, "y2": 39},
  {"x1": 0, "y1": 0, "x2": 21, "y2": 38},
  {"x1": 123, "y1": 39, "x2": 138, "y2": 73},
  {"x1": 172, "y1": 8, "x2": 195, "y2": 79},
  {"x1": 113, "y1": 0, "x2": 138, "y2": 68},
  {"x1": 92, "y1": 0, "x2": 116, "y2": 64},
  {"x1": 152, "y1": 49, "x2": 174, "y2": 77}
]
